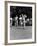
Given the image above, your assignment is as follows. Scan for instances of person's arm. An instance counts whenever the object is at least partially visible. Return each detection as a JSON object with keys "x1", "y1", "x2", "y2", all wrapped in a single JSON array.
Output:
[{"x1": 25, "y1": 15, "x2": 27, "y2": 18}]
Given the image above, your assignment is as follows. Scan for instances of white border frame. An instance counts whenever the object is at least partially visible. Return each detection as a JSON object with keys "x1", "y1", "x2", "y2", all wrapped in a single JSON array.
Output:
[{"x1": 7, "y1": 2, "x2": 35, "y2": 43}]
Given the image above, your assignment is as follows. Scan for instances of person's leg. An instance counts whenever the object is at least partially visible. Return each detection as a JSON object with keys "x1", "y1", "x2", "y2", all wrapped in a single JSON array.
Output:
[
  {"x1": 21, "y1": 21, "x2": 23, "y2": 27},
  {"x1": 15, "y1": 20, "x2": 16, "y2": 26},
  {"x1": 23, "y1": 21, "x2": 25, "y2": 29},
  {"x1": 16, "y1": 20, "x2": 18, "y2": 26},
  {"x1": 15, "y1": 20, "x2": 18, "y2": 27}
]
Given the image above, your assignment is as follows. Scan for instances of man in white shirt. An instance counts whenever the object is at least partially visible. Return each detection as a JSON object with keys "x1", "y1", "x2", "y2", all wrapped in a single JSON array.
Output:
[
  {"x1": 19, "y1": 15, "x2": 23, "y2": 26},
  {"x1": 15, "y1": 15, "x2": 18, "y2": 26},
  {"x1": 22, "y1": 14, "x2": 27, "y2": 29}
]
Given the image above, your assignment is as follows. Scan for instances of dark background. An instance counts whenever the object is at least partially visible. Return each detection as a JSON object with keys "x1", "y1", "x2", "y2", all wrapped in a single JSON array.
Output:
[
  {"x1": 10, "y1": 6, "x2": 32, "y2": 26},
  {"x1": 10, "y1": 6, "x2": 32, "y2": 18}
]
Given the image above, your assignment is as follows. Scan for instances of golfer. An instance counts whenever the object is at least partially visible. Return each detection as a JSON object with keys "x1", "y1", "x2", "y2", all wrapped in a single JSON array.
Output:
[{"x1": 22, "y1": 14, "x2": 27, "y2": 29}]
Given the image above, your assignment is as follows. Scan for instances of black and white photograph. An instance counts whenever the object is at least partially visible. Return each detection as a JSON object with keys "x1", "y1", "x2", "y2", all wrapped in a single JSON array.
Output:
[
  {"x1": 10, "y1": 6, "x2": 32, "y2": 40},
  {"x1": 5, "y1": 2, "x2": 36, "y2": 44}
]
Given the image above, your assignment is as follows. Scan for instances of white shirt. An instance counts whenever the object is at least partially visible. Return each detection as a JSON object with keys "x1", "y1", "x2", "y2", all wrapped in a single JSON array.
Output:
[
  {"x1": 10, "y1": 18, "x2": 12, "y2": 20},
  {"x1": 19, "y1": 17, "x2": 22, "y2": 20},
  {"x1": 15, "y1": 17, "x2": 18, "y2": 20}
]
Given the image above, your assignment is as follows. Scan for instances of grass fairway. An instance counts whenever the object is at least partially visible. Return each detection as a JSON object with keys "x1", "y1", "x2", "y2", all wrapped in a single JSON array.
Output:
[{"x1": 10, "y1": 26, "x2": 32, "y2": 40}]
